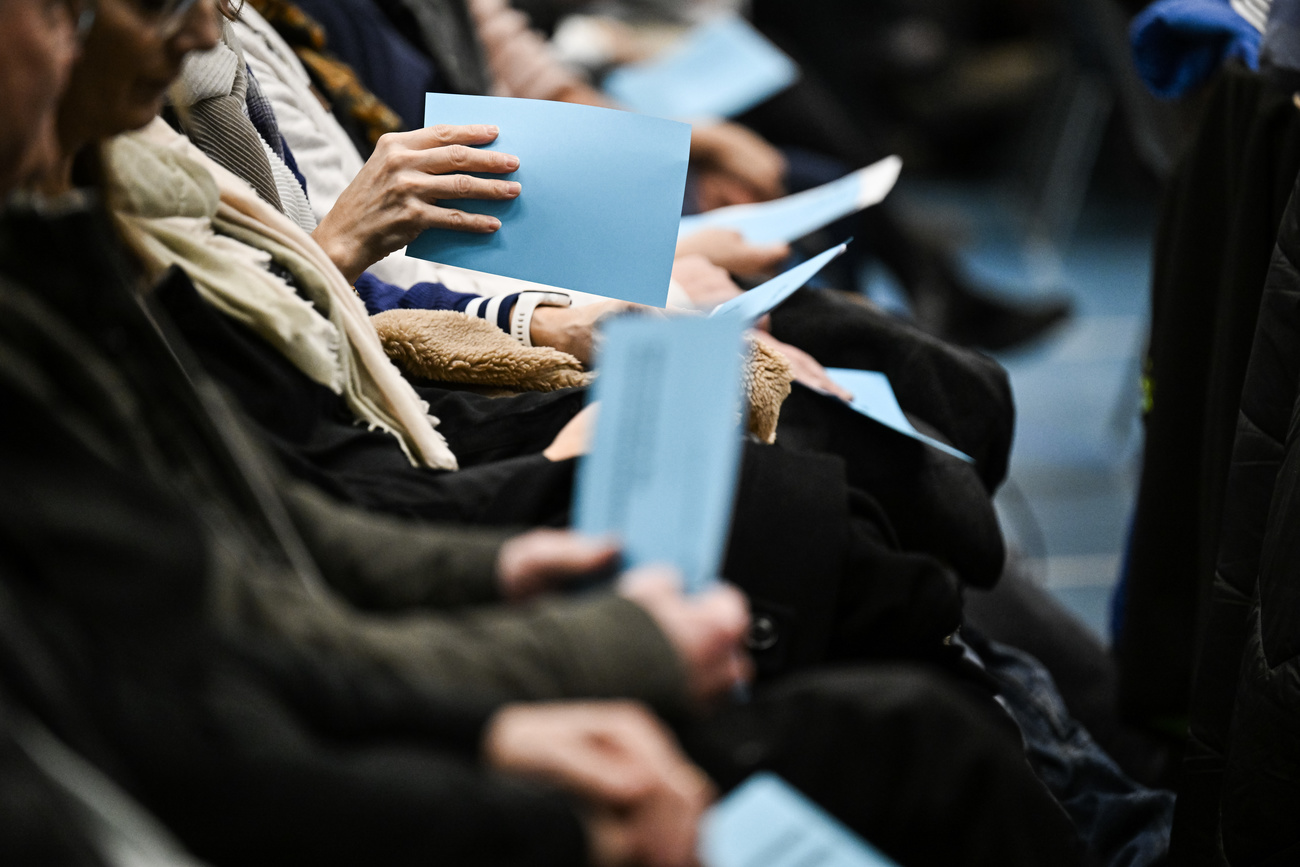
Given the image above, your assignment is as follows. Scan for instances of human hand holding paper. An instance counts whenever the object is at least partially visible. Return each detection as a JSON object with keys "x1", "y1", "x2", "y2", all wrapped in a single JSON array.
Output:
[
  {"x1": 313, "y1": 124, "x2": 521, "y2": 283},
  {"x1": 619, "y1": 568, "x2": 753, "y2": 707},
  {"x1": 495, "y1": 529, "x2": 620, "y2": 602},
  {"x1": 532, "y1": 299, "x2": 664, "y2": 365},
  {"x1": 671, "y1": 255, "x2": 744, "y2": 310},
  {"x1": 751, "y1": 330, "x2": 852, "y2": 402},
  {"x1": 679, "y1": 156, "x2": 903, "y2": 246},
  {"x1": 675, "y1": 228, "x2": 789, "y2": 279},
  {"x1": 407, "y1": 94, "x2": 691, "y2": 307},
  {"x1": 573, "y1": 315, "x2": 747, "y2": 594},
  {"x1": 709, "y1": 242, "x2": 849, "y2": 323},
  {"x1": 690, "y1": 121, "x2": 788, "y2": 206}
]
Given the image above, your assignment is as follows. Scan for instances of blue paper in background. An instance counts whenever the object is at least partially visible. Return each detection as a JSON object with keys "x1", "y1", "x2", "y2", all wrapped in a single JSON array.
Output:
[
  {"x1": 710, "y1": 242, "x2": 848, "y2": 322},
  {"x1": 824, "y1": 368, "x2": 975, "y2": 463},
  {"x1": 407, "y1": 94, "x2": 692, "y2": 307},
  {"x1": 604, "y1": 16, "x2": 798, "y2": 119},
  {"x1": 679, "y1": 156, "x2": 902, "y2": 245},
  {"x1": 702, "y1": 773, "x2": 900, "y2": 867},
  {"x1": 574, "y1": 315, "x2": 747, "y2": 593}
]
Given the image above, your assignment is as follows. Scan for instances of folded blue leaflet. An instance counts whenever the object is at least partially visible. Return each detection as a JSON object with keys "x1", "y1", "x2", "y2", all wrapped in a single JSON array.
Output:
[
  {"x1": 407, "y1": 94, "x2": 691, "y2": 307},
  {"x1": 574, "y1": 316, "x2": 747, "y2": 593},
  {"x1": 604, "y1": 16, "x2": 798, "y2": 119},
  {"x1": 709, "y1": 242, "x2": 848, "y2": 322},
  {"x1": 679, "y1": 156, "x2": 902, "y2": 245},
  {"x1": 824, "y1": 368, "x2": 974, "y2": 462},
  {"x1": 702, "y1": 773, "x2": 900, "y2": 867}
]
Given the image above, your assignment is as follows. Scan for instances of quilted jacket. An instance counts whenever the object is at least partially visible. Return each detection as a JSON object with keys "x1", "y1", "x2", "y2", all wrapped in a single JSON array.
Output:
[{"x1": 1171, "y1": 157, "x2": 1300, "y2": 865}]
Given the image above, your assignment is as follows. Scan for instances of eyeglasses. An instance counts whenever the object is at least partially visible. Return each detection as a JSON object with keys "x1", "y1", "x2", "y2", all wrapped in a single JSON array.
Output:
[
  {"x1": 70, "y1": 0, "x2": 207, "y2": 45},
  {"x1": 133, "y1": 0, "x2": 204, "y2": 36}
]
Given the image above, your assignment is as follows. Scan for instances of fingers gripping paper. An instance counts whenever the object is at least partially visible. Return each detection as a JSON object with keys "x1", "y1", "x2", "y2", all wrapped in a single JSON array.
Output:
[
  {"x1": 679, "y1": 156, "x2": 902, "y2": 245},
  {"x1": 407, "y1": 94, "x2": 692, "y2": 307},
  {"x1": 574, "y1": 316, "x2": 747, "y2": 593},
  {"x1": 709, "y1": 242, "x2": 848, "y2": 323}
]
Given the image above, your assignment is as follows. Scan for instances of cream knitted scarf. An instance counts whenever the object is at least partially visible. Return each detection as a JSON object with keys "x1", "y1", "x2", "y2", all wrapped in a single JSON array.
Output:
[{"x1": 105, "y1": 117, "x2": 459, "y2": 470}]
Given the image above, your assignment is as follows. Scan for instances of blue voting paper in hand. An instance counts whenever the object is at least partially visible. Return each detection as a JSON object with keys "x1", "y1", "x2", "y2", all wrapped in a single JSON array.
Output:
[
  {"x1": 604, "y1": 16, "x2": 798, "y2": 120},
  {"x1": 679, "y1": 156, "x2": 902, "y2": 245},
  {"x1": 573, "y1": 315, "x2": 747, "y2": 594},
  {"x1": 702, "y1": 773, "x2": 900, "y2": 867},
  {"x1": 709, "y1": 242, "x2": 848, "y2": 323},
  {"x1": 406, "y1": 94, "x2": 691, "y2": 307},
  {"x1": 824, "y1": 368, "x2": 975, "y2": 463}
]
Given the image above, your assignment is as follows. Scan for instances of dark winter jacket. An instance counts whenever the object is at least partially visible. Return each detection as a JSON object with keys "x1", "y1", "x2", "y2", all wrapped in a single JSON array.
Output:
[{"x1": 1170, "y1": 134, "x2": 1300, "y2": 866}]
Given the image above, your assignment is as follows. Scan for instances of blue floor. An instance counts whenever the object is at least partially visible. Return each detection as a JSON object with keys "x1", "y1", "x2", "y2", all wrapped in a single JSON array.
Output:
[{"x1": 867, "y1": 181, "x2": 1156, "y2": 643}]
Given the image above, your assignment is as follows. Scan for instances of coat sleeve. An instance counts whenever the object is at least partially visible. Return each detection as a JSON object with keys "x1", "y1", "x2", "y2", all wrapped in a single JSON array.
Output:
[
  {"x1": 281, "y1": 478, "x2": 511, "y2": 610},
  {"x1": 274, "y1": 486, "x2": 692, "y2": 716},
  {"x1": 0, "y1": 280, "x2": 592, "y2": 867}
]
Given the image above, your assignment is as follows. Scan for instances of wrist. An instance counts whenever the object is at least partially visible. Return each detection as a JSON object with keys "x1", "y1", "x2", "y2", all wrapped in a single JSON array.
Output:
[
  {"x1": 311, "y1": 224, "x2": 367, "y2": 284},
  {"x1": 513, "y1": 290, "x2": 572, "y2": 348}
]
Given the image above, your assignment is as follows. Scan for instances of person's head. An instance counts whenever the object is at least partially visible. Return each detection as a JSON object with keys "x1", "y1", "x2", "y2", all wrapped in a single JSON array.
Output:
[
  {"x1": 0, "y1": 0, "x2": 82, "y2": 196},
  {"x1": 57, "y1": 0, "x2": 221, "y2": 154}
]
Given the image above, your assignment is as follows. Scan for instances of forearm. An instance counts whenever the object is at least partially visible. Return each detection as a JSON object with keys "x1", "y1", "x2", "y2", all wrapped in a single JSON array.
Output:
[
  {"x1": 237, "y1": 568, "x2": 693, "y2": 717},
  {"x1": 357, "y1": 274, "x2": 588, "y2": 357},
  {"x1": 354, "y1": 594, "x2": 692, "y2": 714},
  {"x1": 355, "y1": 271, "x2": 523, "y2": 330},
  {"x1": 283, "y1": 481, "x2": 511, "y2": 610}
]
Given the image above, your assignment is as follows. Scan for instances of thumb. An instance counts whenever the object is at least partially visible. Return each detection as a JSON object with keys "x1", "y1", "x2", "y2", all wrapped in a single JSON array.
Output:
[
  {"x1": 695, "y1": 583, "x2": 750, "y2": 643},
  {"x1": 618, "y1": 565, "x2": 686, "y2": 599}
]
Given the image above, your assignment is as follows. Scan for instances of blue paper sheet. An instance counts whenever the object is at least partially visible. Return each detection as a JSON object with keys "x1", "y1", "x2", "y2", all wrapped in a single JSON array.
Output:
[
  {"x1": 406, "y1": 94, "x2": 692, "y2": 307},
  {"x1": 709, "y1": 242, "x2": 848, "y2": 322},
  {"x1": 679, "y1": 156, "x2": 902, "y2": 245},
  {"x1": 574, "y1": 315, "x2": 748, "y2": 593},
  {"x1": 604, "y1": 16, "x2": 798, "y2": 119},
  {"x1": 824, "y1": 368, "x2": 974, "y2": 462},
  {"x1": 702, "y1": 773, "x2": 900, "y2": 867}
]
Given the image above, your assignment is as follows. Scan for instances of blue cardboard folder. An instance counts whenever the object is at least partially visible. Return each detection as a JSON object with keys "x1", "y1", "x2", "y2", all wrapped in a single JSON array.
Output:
[
  {"x1": 604, "y1": 16, "x2": 798, "y2": 120},
  {"x1": 407, "y1": 94, "x2": 692, "y2": 307},
  {"x1": 574, "y1": 315, "x2": 747, "y2": 593}
]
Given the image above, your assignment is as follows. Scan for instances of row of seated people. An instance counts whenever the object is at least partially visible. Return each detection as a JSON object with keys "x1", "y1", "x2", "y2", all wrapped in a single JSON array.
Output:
[
  {"x1": 245, "y1": 0, "x2": 1075, "y2": 352},
  {"x1": 0, "y1": 0, "x2": 1169, "y2": 865}
]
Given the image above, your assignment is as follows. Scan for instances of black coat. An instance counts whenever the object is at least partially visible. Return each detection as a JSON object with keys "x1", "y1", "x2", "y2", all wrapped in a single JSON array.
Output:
[
  {"x1": 0, "y1": 203, "x2": 590, "y2": 866},
  {"x1": 160, "y1": 241, "x2": 1015, "y2": 676},
  {"x1": 1118, "y1": 63, "x2": 1300, "y2": 730},
  {"x1": 1169, "y1": 125, "x2": 1300, "y2": 865},
  {"x1": 0, "y1": 203, "x2": 1086, "y2": 867}
]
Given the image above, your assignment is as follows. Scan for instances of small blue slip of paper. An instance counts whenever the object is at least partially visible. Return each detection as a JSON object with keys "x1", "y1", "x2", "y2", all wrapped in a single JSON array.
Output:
[
  {"x1": 679, "y1": 156, "x2": 902, "y2": 245},
  {"x1": 709, "y1": 242, "x2": 848, "y2": 323},
  {"x1": 824, "y1": 368, "x2": 975, "y2": 462},
  {"x1": 701, "y1": 773, "x2": 900, "y2": 867},
  {"x1": 574, "y1": 315, "x2": 748, "y2": 593},
  {"x1": 604, "y1": 16, "x2": 798, "y2": 120},
  {"x1": 406, "y1": 94, "x2": 692, "y2": 307}
]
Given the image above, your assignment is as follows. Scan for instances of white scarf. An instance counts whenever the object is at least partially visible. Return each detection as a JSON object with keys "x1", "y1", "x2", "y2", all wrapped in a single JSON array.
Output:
[{"x1": 106, "y1": 118, "x2": 459, "y2": 470}]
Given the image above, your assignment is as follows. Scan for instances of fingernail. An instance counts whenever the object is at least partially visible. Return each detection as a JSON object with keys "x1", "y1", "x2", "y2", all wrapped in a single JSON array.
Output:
[
  {"x1": 505, "y1": 155, "x2": 520, "y2": 170},
  {"x1": 506, "y1": 181, "x2": 521, "y2": 196},
  {"x1": 487, "y1": 217, "x2": 501, "y2": 230},
  {"x1": 480, "y1": 124, "x2": 499, "y2": 136}
]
